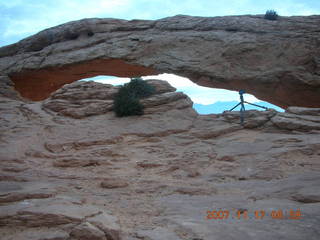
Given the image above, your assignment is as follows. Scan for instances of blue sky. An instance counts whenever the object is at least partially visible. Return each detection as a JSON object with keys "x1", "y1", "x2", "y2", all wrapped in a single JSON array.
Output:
[
  {"x1": 1, "y1": 0, "x2": 319, "y2": 47},
  {"x1": 1, "y1": 0, "x2": 319, "y2": 110}
]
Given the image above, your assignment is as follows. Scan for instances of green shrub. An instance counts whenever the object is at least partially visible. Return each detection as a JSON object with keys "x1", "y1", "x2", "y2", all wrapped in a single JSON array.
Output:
[
  {"x1": 113, "y1": 78, "x2": 155, "y2": 117},
  {"x1": 124, "y1": 77, "x2": 155, "y2": 98},
  {"x1": 113, "y1": 87, "x2": 144, "y2": 117},
  {"x1": 264, "y1": 10, "x2": 278, "y2": 20}
]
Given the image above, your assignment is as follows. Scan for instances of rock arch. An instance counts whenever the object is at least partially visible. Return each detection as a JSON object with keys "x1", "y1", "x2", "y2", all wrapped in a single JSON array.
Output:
[{"x1": 0, "y1": 15, "x2": 320, "y2": 108}]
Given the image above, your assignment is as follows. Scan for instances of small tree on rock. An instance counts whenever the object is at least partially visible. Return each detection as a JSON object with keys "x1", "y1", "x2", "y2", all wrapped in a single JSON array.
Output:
[
  {"x1": 113, "y1": 78, "x2": 155, "y2": 117},
  {"x1": 124, "y1": 77, "x2": 155, "y2": 98},
  {"x1": 264, "y1": 10, "x2": 278, "y2": 21}
]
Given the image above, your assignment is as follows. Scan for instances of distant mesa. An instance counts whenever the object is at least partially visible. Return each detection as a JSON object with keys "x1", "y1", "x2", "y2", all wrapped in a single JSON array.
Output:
[{"x1": 194, "y1": 101, "x2": 284, "y2": 114}]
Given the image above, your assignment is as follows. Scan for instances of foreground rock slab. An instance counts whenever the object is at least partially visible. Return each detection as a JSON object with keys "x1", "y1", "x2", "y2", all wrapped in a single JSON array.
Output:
[{"x1": 0, "y1": 80, "x2": 319, "y2": 239}]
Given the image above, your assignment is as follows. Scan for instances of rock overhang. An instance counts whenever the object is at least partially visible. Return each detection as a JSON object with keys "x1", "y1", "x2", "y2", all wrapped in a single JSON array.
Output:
[{"x1": 9, "y1": 59, "x2": 158, "y2": 101}]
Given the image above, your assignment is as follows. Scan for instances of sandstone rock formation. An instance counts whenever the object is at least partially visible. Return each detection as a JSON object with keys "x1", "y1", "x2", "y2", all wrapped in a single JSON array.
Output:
[
  {"x1": 0, "y1": 78, "x2": 320, "y2": 239},
  {"x1": 1, "y1": 15, "x2": 320, "y2": 108}
]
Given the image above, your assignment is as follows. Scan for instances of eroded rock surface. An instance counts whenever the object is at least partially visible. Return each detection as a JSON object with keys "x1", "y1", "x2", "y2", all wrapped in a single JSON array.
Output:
[
  {"x1": 1, "y1": 15, "x2": 320, "y2": 107},
  {"x1": 42, "y1": 79, "x2": 182, "y2": 119},
  {"x1": 0, "y1": 80, "x2": 320, "y2": 239}
]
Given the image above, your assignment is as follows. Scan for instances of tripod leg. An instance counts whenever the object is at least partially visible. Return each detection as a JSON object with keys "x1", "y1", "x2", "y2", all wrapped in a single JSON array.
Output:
[
  {"x1": 244, "y1": 101, "x2": 268, "y2": 110},
  {"x1": 229, "y1": 102, "x2": 241, "y2": 111},
  {"x1": 240, "y1": 107, "x2": 245, "y2": 124},
  {"x1": 240, "y1": 102, "x2": 245, "y2": 124}
]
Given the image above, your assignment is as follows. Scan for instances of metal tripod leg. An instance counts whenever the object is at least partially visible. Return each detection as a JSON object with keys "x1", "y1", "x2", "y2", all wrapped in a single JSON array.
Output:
[
  {"x1": 244, "y1": 101, "x2": 269, "y2": 110},
  {"x1": 240, "y1": 101, "x2": 245, "y2": 124},
  {"x1": 229, "y1": 102, "x2": 241, "y2": 111}
]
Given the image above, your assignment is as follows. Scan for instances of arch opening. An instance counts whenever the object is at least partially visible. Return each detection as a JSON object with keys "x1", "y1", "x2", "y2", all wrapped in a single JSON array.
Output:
[
  {"x1": 8, "y1": 58, "x2": 285, "y2": 112},
  {"x1": 80, "y1": 73, "x2": 284, "y2": 114}
]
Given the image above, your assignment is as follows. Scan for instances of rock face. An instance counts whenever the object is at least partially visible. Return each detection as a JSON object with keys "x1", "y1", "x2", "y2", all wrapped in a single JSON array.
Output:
[
  {"x1": 1, "y1": 79, "x2": 320, "y2": 239},
  {"x1": 1, "y1": 15, "x2": 320, "y2": 108},
  {"x1": 42, "y1": 79, "x2": 181, "y2": 118}
]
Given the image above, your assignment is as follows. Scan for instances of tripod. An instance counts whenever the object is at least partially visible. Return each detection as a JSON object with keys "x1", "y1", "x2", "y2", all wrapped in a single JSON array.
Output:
[{"x1": 229, "y1": 90, "x2": 268, "y2": 124}]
